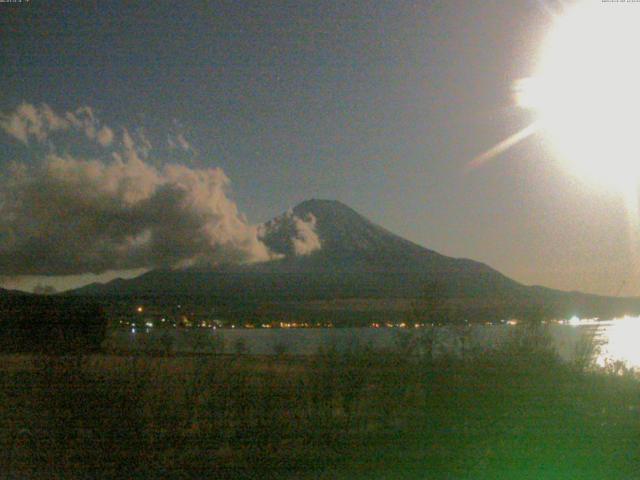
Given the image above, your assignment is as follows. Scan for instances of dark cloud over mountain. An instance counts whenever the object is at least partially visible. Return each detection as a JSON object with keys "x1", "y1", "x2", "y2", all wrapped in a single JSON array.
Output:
[{"x1": 0, "y1": 103, "x2": 320, "y2": 276}]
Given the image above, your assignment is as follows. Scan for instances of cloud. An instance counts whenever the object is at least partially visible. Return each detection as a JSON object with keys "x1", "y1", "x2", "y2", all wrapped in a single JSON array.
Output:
[
  {"x1": 291, "y1": 213, "x2": 322, "y2": 255},
  {"x1": 137, "y1": 128, "x2": 152, "y2": 157},
  {"x1": 168, "y1": 130, "x2": 195, "y2": 155},
  {"x1": 0, "y1": 103, "x2": 69, "y2": 144},
  {"x1": 0, "y1": 154, "x2": 278, "y2": 275},
  {"x1": 123, "y1": 127, "x2": 152, "y2": 158},
  {"x1": 0, "y1": 102, "x2": 115, "y2": 147},
  {"x1": 1, "y1": 269, "x2": 148, "y2": 293},
  {"x1": 259, "y1": 210, "x2": 322, "y2": 256},
  {"x1": 0, "y1": 103, "x2": 282, "y2": 276},
  {"x1": 96, "y1": 126, "x2": 114, "y2": 147},
  {"x1": 176, "y1": 133, "x2": 191, "y2": 151}
]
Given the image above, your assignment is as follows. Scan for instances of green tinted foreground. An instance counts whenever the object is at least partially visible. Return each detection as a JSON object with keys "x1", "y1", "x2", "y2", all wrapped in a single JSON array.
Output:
[{"x1": 0, "y1": 326, "x2": 638, "y2": 479}]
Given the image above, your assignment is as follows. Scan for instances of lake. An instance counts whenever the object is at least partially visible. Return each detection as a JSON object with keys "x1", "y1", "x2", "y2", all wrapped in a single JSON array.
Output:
[{"x1": 107, "y1": 316, "x2": 640, "y2": 368}]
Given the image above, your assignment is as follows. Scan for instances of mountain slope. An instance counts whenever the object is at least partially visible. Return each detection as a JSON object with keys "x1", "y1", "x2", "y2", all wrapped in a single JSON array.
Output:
[
  {"x1": 74, "y1": 199, "x2": 521, "y2": 296},
  {"x1": 258, "y1": 200, "x2": 509, "y2": 277}
]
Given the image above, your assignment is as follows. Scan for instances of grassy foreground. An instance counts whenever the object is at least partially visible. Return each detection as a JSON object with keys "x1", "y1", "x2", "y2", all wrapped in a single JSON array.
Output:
[{"x1": 0, "y1": 325, "x2": 639, "y2": 479}]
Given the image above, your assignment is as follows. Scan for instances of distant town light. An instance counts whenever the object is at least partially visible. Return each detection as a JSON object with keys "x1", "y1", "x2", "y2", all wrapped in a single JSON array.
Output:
[{"x1": 568, "y1": 315, "x2": 581, "y2": 326}]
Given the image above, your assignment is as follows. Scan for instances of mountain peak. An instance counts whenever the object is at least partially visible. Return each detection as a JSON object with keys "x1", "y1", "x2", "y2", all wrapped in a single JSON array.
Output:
[
  {"x1": 293, "y1": 198, "x2": 351, "y2": 212},
  {"x1": 287, "y1": 199, "x2": 359, "y2": 224},
  {"x1": 261, "y1": 198, "x2": 480, "y2": 274}
]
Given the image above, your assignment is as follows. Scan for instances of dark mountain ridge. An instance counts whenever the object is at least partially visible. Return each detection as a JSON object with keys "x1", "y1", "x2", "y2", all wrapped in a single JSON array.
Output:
[{"x1": 0, "y1": 287, "x2": 29, "y2": 297}]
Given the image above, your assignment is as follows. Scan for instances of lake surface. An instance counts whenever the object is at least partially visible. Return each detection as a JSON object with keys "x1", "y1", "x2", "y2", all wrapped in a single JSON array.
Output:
[{"x1": 108, "y1": 316, "x2": 640, "y2": 369}]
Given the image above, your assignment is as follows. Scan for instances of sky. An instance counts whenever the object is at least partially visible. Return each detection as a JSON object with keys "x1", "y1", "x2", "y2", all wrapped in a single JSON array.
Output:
[{"x1": 0, "y1": 0, "x2": 637, "y2": 296}]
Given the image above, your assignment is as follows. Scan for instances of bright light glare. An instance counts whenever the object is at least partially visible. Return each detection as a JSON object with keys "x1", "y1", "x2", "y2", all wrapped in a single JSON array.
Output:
[
  {"x1": 594, "y1": 316, "x2": 640, "y2": 369},
  {"x1": 518, "y1": 2, "x2": 640, "y2": 190},
  {"x1": 567, "y1": 315, "x2": 581, "y2": 326}
]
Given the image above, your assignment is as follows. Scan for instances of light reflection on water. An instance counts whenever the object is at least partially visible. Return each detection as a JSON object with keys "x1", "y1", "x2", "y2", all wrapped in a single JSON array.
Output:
[
  {"x1": 112, "y1": 316, "x2": 640, "y2": 368},
  {"x1": 579, "y1": 316, "x2": 640, "y2": 369}
]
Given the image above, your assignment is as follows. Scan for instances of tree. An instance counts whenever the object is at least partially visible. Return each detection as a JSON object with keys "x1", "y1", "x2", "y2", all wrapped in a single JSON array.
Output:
[{"x1": 407, "y1": 281, "x2": 452, "y2": 361}]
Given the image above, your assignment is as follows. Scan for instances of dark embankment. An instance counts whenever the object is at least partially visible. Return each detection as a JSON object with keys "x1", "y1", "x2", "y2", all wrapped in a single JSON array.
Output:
[{"x1": 0, "y1": 292, "x2": 107, "y2": 353}]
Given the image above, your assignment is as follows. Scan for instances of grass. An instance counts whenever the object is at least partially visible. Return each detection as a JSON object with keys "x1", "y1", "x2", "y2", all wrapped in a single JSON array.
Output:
[{"x1": 0, "y1": 324, "x2": 639, "y2": 479}]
